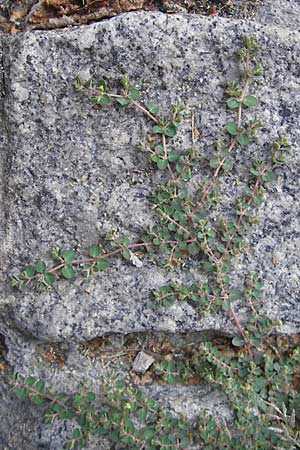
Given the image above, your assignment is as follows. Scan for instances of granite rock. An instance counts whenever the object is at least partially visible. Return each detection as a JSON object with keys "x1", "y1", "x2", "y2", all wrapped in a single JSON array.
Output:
[
  {"x1": 1, "y1": 11, "x2": 299, "y2": 348},
  {"x1": 0, "y1": 7, "x2": 299, "y2": 450},
  {"x1": 256, "y1": 0, "x2": 300, "y2": 30}
]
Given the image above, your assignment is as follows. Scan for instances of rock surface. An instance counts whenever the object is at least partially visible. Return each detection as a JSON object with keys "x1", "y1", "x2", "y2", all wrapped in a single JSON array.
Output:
[
  {"x1": 0, "y1": 3, "x2": 299, "y2": 449},
  {"x1": 256, "y1": 0, "x2": 300, "y2": 30},
  {"x1": 1, "y1": 10, "x2": 299, "y2": 346}
]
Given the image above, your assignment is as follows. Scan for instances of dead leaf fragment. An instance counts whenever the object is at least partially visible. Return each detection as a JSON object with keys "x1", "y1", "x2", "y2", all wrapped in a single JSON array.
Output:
[{"x1": 10, "y1": 8, "x2": 27, "y2": 22}]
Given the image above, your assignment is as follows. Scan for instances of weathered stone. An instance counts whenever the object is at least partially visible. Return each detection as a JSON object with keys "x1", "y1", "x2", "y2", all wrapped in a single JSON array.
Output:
[
  {"x1": 1, "y1": 11, "x2": 299, "y2": 348},
  {"x1": 132, "y1": 350, "x2": 155, "y2": 373},
  {"x1": 0, "y1": 371, "x2": 112, "y2": 450},
  {"x1": 0, "y1": 4, "x2": 299, "y2": 449},
  {"x1": 256, "y1": 0, "x2": 300, "y2": 30},
  {"x1": 139, "y1": 383, "x2": 233, "y2": 423}
]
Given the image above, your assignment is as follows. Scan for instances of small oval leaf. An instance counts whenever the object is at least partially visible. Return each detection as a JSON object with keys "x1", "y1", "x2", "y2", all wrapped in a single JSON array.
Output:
[
  {"x1": 232, "y1": 336, "x2": 245, "y2": 347},
  {"x1": 88, "y1": 244, "x2": 101, "y2": 258},
  {"x1": 61, "y1": 249, "x2": 76, "y2": 264},
  {"x1": 23, "y1": 266, "x2": 36, "y2": 277},
  {"x1": 164, "y1": 124, "x2": 176, "y2": 137},
  {"x1": 128, "y1": 87, "x2": 140, "y2": 100},
  {"x1": 147, "y1": 102, "x2": 159, "y2": 114},
  {"x1": 243, "y1": 95, "x2": 257, "y2": 107},
  {"x1": 44, "y1": 272, "x2": 56, "y2": 286},
  {"x1": 35, "y1": 260, "x2": 46, "y2": 274},
  {"x1": 236, "y1": 133, "x2": 249, "y2": 146},
  {"x1": 225, "y1": 121, "x2": 238, "y2": 135},
  {"x1": 226, "y1": 98, "x2": 240, "y2": 109},
  {"x1": 94, "y1": 259, "x2": 109, "y2": 271},
  {"x1": 98, "y1": 94, "x2": 111, "y2": 106},
  {"x1": 152, "y1": 125, "x2": 163, "y2": 134},
  {"x1": 62, "y1": 264, "x2": 75, "y2": 279},
  {"x1": 117, "y1": 97, "x2": 130, "y2": 106},
  {"x1": 157, "y1": 159, "x2": 168, "y2": 170},
  {"x1": 168, "y1": 151, "x2": 179, "y2": 162}
]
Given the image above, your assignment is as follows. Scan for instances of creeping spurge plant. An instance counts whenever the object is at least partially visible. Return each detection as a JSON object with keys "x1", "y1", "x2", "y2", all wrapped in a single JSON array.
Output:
[{"x1": 10, "y1": 36, "x2": 300, "y2": 450}]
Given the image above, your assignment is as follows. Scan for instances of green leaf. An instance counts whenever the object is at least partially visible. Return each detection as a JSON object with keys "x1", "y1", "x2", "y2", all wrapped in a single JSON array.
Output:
[
  {"x1": 215, "y1": 243, "x2": 225, "y2": 253},
  {"x1": 120, "y1": 435, "x2": 131, "y2": 445},
  {"x1": 128, "y1": 87, "x2": 140, "y2": 100},
  {"x1": 162, "y1": 360, "x2": 175, "y2": 371},
  {"x1": 114, "y1": 380, "x2": 125, "y2": 390},
  {"x1": 23, "y1": 266, "x2": 35, "y2": 277},
  {"x1": 225, "y1": 121, "x2": 238, "y2": 135},
  {"x1": 229, "y1": 289, "x2": 242, "y2": 300},
  {"x1": 232, "y1": 336, "x2": 245, "y2": 347},
  {"x1": 147, "y1": 102, "x2": 159, "y2": 114},
  {"x1": 157, "y1": 159, "x2": 168, "y2": 170},
  {"x1": 150, "y1": 154, "x2": 158, "y2": 163},
  {"x1": 31, "y1": 395, "x2": 45, "y2": 405},
  {"x1": 60, "y1": 411, "x2": 74, "y2": 420},
  {"x1": 88, "y1": 244, "x2": 101, "y2": 258},
  {"x1": 188, "y1": 243, "x2": 199, "y2": 256},
  {"x1": 144, "y1": 428, "x2": 155, "y2": 440},
  {"x1": 44, "y1": 272, "x2": 55, "y2": 285},
  {"x1": 98, "y1": 79, "x2": 107, "y2": 91},
  {"x1": 117, "y1": 97, "x2": 130, "y2": 106},
  {"x1": 72, "y1": 429, "x2": 81, "y2": 439},
  {"x1": 167, "y1": 222, "x2": 176, "y2": 231},
  {"x1": 122, "y1": 249, "x2": 130, "y2": 260},
  {"x1": 181, "y1": 168, "x2": 190, "y2": 181},
  {"x1": 222, "y1": 300, "x2": 231, "y2": 311},
  {"x1": 153, "y1": 238, "x2": 161, "y2": 246},
  {"x1": 15, "y1": 388, "x2": 27, "y2": 400},
  {"x1": 262, "y1": 171, "x2": 274, "y2": 182},
  {"x1": 98, "y1": 94, "x2": 111, "y2": 106},
  {"x1": 162, "y1": 297, "x2": 175, "y2": 307},
  {"x1": 220, "y1": 149, "x2": 229, "y2": 157},
  {"x1": 35, "y1": 260, "x2": 46, "y2": 274},
  {"x1": 209, "y1": 158, "x2": 219, "y2": 168},
  {"x1": 94, "y1": 259, "x2": 109, "y2": 271},
  {"x1": 164, "y1": 124, "x2": 176, "y2": 137},
  {"x1": 51, "y1": 402, "x2": 63, "y2": 413},
  {"x1": 145, "y1": 399, "x2": 156, "y2": 410},
  {"x1": 35, "y1": 379, "x2": 45, "y2": 393},
  {"x1": 152, "y1": 125, "x2": 163, "y2": 134},
  {"x1": 167, "y1": 432, "x2": 177, "y2": 442},
  {"x1": 25, "y1": 376, "x2": 36, "y2": 386},
  {"x1": 203, "y1": 262, "x2": 215, "y2": 273},
  {"x1": 61, "y1": 249, "x2": 76, "y2": 264},
  {"x1": 86, "y1": 391, "x2": 96, "y2": 402},
  {"x1": 221, "y1": 261, "x2": 231, "y2": 273},
  {"x1": 226, "y1": 98, "x2": 240, "y2": 109},
  {"x1": 166, "y1": 374, "x2": 176, "y2": 384},
  {"x1": 168, "y1": 151, "x2": 179, "y2": 162},
  {"x1": 243, "y1": 95, "x2": 257, "y2": 107},
  {"x1": 154, "y1": 144, "x2": 164, "y2": 155},
  {"x1": 250, "y1": 167, "x2": 259, "y2": 176},
  {"x1": 62, "y1": 264, "x2": 75, "y2": 279},
  {"x1": 178, "y1": 241, "x2": 187, "y2": 250},
  {"x1": 120, "y1": 76, "x2": 129, "y2": 89},
  {"x1": 254, "y1": 195, "x2": 263, "y2": 205},
  {"x1": 172, "y1": 119, "x2": 181, "y2": 128},
  {"x1": 236, "y1": 133, "x2": 249, "y2": 146},
  {"x1": 222, "y1": 159, "x2": 233, "y2": 171},
  {"x1": 101, "y1": 422, "x2": 111, "y2": 431},
  {"x1": 137, "y1": 407, "x2": 148, "y2": 421}
]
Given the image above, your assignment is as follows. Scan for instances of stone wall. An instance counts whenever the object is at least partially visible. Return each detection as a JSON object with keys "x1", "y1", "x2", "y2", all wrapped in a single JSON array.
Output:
[{"x1": 0, "y1": 5, "x2": 299, "y2": 449}]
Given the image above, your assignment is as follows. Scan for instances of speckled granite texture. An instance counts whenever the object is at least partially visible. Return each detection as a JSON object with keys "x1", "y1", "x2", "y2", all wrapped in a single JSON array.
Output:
[
  {"x1": 1, "y1": 11, "x2": 299, "y2": 341},
  {"x1": 256, "y1": 0, "x2": 300, "y2": 29},
  {"x1": 0, "y1": 6, "x2": 299, "y2": 450}
]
